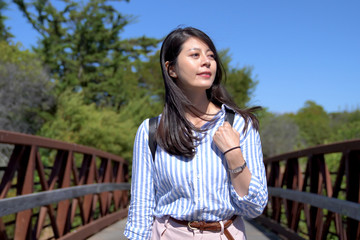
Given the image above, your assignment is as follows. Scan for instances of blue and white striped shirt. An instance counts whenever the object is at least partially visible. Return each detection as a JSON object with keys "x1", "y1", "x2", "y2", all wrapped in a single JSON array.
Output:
[{"x1": 124, "y1": 105, "x2": 268, "y2": 239}]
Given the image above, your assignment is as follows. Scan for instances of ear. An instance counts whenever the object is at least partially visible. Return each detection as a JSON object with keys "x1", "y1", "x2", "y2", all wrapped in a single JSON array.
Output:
[{"x1": 165, "y1": 61, "x2": 177, "y2": 78}]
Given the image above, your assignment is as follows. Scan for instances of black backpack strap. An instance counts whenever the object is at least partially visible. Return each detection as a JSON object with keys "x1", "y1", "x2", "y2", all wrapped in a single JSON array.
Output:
[
  {"x1": 225, "y1": 107, "x2": 235, "y2": 126},
  {"x1": 149, "y1": 117, "x2": 158, "y2": 161}
]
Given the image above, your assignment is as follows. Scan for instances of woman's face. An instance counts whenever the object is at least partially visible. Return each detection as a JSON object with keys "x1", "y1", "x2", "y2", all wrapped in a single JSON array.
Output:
[{"x1": 169, "y1": 37, "x2": 217, "y2": 93}]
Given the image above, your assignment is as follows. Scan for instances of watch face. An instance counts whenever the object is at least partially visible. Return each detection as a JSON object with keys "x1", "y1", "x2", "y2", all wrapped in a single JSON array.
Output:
[{"x1": 229, "y1": 162, "x2": 246, "y2": 174}]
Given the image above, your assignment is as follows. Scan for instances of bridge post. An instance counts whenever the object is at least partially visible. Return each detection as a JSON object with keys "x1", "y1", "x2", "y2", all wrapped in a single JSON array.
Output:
[
  {"x1": 283, "y1": 158, "x2": 303, "y2": 231},
  {"x1": 268, "y1": 161, "x2": 282, "y2": 222},
  {"x1": 346, "y1": 150, "x2": 360, "y2": 240}
]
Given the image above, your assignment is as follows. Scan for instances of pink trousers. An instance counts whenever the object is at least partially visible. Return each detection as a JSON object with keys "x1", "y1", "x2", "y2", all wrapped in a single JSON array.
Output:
[{"x1": 151, "y1": 216, "x2": 247, "y2": 240}]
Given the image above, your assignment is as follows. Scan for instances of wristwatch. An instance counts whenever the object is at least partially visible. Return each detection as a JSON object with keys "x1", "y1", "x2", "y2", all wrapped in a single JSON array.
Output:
[{"x1": 228, "y1": 161, "x2": 247, "y2": 174}]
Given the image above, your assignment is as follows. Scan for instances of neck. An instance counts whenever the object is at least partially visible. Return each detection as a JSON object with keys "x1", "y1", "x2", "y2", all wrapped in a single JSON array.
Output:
[
  {"x1": 182, "y1": 89, "x2": 209, "y2": 112},
  {"x1": 183, "y1": 90, "x2": 220, "y2": 126}
]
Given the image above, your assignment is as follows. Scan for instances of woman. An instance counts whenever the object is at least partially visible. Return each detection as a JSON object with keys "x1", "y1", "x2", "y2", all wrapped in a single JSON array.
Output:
[{"x1": 124, "y1": 27, "x2": 268, "y2": 239}]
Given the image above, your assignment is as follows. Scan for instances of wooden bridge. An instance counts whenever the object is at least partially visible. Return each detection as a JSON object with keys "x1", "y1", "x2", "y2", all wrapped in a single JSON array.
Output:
[{"x1": 0, "y1": 130, "x2": 359, "y2": 239}]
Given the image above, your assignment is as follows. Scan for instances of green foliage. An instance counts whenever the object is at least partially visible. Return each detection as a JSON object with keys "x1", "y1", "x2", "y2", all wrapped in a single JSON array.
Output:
[
  {"x1": 38, "y1": 90, "x2": 162, "y2": 161},
  {"x1": 295, "y1": 100, "x2": 331, "y2": 147},
  {"x1": 258, "y1": 100, "x2": 360, "y2": 158},
  {"x1": 0, "y1": 41, "x2": 54, "y2": 134},
  {"x1": 14, "y1": 0, "x2": 160, "y2": 108},
  {"x1": 329, "y1": 109, "x2": 360, "y2": 142},
  {"x1": 39, "y1": 91, "x2": 133, "y2": 160},
  {"x1": 134, "y1": 50, "x2": 165, "y2": 103},
  {"x1": 10, "y1": 0, "x2": 164, "y2": 162},
  {"x1": 260, "y1": 111, "x2": 299, "y2": 157},
  {"x1": 259, "y1": 100, "x2": 360, "y2": 158},
  {"x1": 0, "y1": 41, "x2": 36, "y2": 67},
  {"x1": 219, "y1": 49, "x2": 258, "y2": 108},
  {"x1": 330, "y1": 120, "x2": 360, "y2": 142},
  {"x1": 0, "y1": 0, "x2": 13, "y2": 42}
]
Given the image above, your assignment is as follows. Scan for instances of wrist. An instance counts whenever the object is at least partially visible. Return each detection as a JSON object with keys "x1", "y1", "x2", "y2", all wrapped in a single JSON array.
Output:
[
  {"x1": 228, "y1": 161, "x2": 247, "y2": 174},
  {"x1": 225, "y1": 148, "x2": 245, "y2": 169},
  {"x1": 223, "y1": 146, "x2": 240, "y2": 155}
]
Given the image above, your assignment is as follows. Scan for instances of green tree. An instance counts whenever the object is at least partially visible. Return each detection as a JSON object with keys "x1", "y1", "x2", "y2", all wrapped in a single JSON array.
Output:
[
  {"x1": 0, "y1": 0, "x2": 13, "y2": 42},
  {"x1": 329, "y1": 109, "x2": 360, "y2": 142},
  {"x1": 14, "y1": 0, "x2": 159, "y2": 108},
  {"x1": 219, "y1": 49, "x2": 258, "y2": 108},
  {"x1": 12, "y1": 0, "x2": 162, "y2": 161},
  {"x1": 38, "y1": 91, "x2": 160, "y2": 161},
  {"x1": 0, "y1": 41, "x2": 54, "y2": 134},
  {"x1": 331, "y1": 121, "x2": 360, "y2": 142},
  {"x1": 260, "y1": 111, "x2": 300, "y2": 158},
  {"x1": 0, "y1": 41, "x2": 54, "y2": 171},
  {"x1": 295, "y1": 100, "x2": 330, "y2": 147},
  {"x1": 135, "y1": 50, "x2": 164, "y2": 105}
]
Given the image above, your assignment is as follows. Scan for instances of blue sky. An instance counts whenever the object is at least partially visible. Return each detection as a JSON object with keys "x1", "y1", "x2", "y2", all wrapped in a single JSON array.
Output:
[{"x1": 4, "y1": 0, "x2": 360, "y2": 113}]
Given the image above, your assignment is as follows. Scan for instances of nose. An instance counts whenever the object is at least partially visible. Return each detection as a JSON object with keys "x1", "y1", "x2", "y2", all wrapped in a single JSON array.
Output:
[{"x1": 201, "y1": 56, "x2": 211, "y2": 67}]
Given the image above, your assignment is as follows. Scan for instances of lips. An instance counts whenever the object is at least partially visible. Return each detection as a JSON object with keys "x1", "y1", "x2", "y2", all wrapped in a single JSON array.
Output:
[{"x1": 197, "y1": 72, "x2": 212, "y2": 78}]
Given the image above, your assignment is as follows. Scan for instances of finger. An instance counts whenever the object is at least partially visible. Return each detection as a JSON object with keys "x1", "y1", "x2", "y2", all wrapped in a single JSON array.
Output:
[{"x1": 223, "y1": 121, "x2": 231, "y2": 127}]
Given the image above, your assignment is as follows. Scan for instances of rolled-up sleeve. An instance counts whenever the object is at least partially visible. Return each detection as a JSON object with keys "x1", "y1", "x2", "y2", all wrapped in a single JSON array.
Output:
[
  {"x1": 230, "y1": 121, "x2": 268, "y2": 218},
  {"x1": 124, "y1": 119, "x2": 155, "y2": 239}
]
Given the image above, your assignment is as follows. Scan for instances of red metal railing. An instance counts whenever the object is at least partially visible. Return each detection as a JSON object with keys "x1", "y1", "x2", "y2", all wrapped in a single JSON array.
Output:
[
  {"x1": 0, "y1": 130, "x2": 130, "y2": 240},
  {"x1": 1, "y1": 129, "x2": 359, "y2": 240},
  {"x1": 259, "y1": 139, "x2": 360, "y2": 240}
]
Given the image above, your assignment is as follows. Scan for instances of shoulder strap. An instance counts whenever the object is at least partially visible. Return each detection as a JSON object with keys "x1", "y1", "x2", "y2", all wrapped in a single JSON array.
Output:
[
  {"x1": 225, "y1": 107, "x2": 235, "y2": 126},
  {"x1": 149, "y1": 117, "x2": 158, "y2": 161},
  {"x1": 148, "y1": 109, "x2": 235, "y2": 161}
]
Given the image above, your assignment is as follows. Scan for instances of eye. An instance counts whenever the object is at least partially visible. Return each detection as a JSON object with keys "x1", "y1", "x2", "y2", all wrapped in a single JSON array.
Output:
[
  {"x1": 190, "y1": 53, "x2": 200, "y2": 58},
  {"x1": 207, "y1": 52, "x2": 215, "y2": 59}
]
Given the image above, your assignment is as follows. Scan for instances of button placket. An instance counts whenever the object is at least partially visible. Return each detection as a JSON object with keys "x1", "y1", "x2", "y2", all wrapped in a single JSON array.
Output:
[
  {"x1": 194, "y1": 133, "x2": 204, "y2": 220},
  {"x1": 198, "y1": 135, "x2": 205, "y2": 218}
]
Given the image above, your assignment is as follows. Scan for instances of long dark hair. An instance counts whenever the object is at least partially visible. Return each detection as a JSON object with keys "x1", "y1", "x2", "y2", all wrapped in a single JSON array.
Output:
[{"x1": 156, "y1": 27, "x2": 260, "y2": 158}]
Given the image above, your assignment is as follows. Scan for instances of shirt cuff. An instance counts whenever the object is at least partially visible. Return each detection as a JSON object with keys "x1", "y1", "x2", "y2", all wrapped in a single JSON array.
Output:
[{"x1": 230, "y1": 175, "x2": 268, "y2": 218}]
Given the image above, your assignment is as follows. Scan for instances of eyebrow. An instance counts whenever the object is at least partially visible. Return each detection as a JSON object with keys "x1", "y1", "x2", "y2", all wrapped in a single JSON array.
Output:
[{"x1": 187, "y1": 48, "x2": 213, "y2": 52}]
